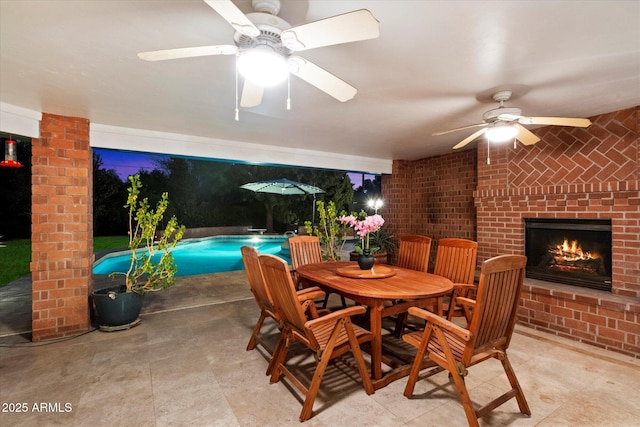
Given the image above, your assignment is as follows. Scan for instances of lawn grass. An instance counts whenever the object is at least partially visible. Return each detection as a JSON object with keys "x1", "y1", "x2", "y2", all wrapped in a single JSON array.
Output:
[
  {"x1": 93, "y1": 236, "x2": 129, "y2": 253},
  {"x1": 0, "y1": 239, "x2": 31, "y2": 286},
  {"x1": 0, "y1": 236, "x2": 129, "y2": 287}
]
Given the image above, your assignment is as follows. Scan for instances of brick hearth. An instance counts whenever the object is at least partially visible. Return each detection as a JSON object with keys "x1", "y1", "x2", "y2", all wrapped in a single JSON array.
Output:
[{"x1": 383, "y1": 106, "x2": 639, "y2": 357}]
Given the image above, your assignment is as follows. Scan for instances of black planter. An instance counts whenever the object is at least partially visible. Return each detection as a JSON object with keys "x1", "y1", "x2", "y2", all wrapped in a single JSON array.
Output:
[
  {"x1": 357, "y1": 253, "x2": 376, "y2": 270},
  {"x1": 92, "y1": 285, "x2": 143, "y2": 330}
]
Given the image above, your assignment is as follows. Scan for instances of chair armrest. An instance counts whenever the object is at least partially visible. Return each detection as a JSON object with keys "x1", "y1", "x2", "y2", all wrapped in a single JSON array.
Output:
[
  {"x1": 452, "y1": 283, "x2": 476, "y2": 291},
  {"x1": 297, "y1": 286, "x2": 323, "y2": 295},
  {"x1": 407, "y1": 307, "x2": 471, "y2": 341},
  {"x1": 455, "y1": 296, "x2": 475, "y2": 309},
  {"x1": 296, "y1": 287, "x2": 326, "y2": 302},
  {"x1": 304, "y1": 305, "x2": 366, "y2": 329}
]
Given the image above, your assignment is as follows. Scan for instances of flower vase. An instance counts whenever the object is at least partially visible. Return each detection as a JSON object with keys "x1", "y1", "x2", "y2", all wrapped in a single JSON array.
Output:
[{"x1": 357, "y1": 251, "x2": 375, "y2": 270}]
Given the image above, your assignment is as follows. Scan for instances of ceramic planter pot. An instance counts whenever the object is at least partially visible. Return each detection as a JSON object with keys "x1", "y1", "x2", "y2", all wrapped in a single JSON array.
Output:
[
  {"x1": 92, "y1": 285, "x2": 143, "y2": 330},
  {"x1": 357, "y1": 253, "x2": 375, "y2": 270}
]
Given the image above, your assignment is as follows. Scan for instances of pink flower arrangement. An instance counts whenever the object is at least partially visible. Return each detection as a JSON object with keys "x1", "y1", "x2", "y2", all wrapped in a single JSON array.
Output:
[{"x1": 339, "y1": 214, "x2": 385, "y2": 254}]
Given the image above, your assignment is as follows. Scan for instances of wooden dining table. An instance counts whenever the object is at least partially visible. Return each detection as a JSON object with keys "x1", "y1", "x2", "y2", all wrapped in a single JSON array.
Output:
[{"x1": 296, "y1": 261, "x2": 453, "y2": 390}]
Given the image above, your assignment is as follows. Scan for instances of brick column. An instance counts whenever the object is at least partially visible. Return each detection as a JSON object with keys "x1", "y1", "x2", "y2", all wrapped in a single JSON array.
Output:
[{"x1": 31, "y1": 113, "x2": 93, "y2": 341}]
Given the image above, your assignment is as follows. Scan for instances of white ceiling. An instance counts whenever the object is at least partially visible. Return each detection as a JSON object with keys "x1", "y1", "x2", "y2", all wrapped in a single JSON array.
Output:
[{"x1": 1, "y1": 0, "x2": 639, "y2": 173}]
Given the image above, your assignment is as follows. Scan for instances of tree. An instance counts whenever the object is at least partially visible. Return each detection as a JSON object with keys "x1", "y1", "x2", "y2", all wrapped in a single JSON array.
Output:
[
  {"x1": 93, "y1": 153, "x2": 128, "y2": 236},
  {"x1": 95, "y1": 153, "x2": 356, "y2": 233}
]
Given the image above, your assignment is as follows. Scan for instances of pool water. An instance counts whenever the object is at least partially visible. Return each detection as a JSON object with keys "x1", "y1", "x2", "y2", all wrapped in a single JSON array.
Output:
[{"x1": 93, "y1": 235, "x2": 291, "y2": 276}]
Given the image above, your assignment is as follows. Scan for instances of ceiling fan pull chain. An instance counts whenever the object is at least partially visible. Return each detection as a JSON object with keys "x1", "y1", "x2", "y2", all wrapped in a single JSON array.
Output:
[
  {"x1": 487, "y1": 138, "x2": 491, "y2": 165},
  {"x1": 235, "y1": 55, "x2": 240, "y2": 121},
  {"x1": 286, "y1": 74, "x2": 291, "y2": 111}
]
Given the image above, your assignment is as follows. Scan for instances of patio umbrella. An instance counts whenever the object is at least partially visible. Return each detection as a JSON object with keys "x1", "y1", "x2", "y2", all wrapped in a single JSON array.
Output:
[{"x1": 240, "y1": 178, "x2": 325, "y2": 225}]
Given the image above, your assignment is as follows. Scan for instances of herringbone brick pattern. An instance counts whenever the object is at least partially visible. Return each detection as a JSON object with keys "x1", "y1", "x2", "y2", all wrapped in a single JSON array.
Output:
[{"x1": 507, "y1": 108, "x2": 638, "y2": 188}]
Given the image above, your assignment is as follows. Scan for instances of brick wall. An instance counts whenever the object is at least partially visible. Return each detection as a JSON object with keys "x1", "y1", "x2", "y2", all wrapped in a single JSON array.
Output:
[
  {"x1": 383, "y1": 106, "x2": 640, "y2": 357},
  {"x1": 382, "y1": 149, "x2": 477, "y2": 263},
  {"x1": 31, "y1": 113, "x2": 93, "y2": 341}
]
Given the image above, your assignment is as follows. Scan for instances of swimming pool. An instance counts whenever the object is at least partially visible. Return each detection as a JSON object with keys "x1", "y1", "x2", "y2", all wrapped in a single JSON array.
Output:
[{"x1": 93, "y1": 235, "x2": 291, "y2": 276}]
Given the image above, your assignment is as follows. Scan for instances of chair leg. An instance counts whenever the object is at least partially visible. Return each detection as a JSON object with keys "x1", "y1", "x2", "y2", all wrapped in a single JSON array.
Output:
[
  {"x1": 299, "y1": 347, "x2": 332, "y2": 422},
  {"x1": 448, "y1": 365, "x2": 479, "y2": 427},
  {"x1": 394, "y1": 312, "x2": 408, "y2": 337},
  {"x1": 246, "y1": 311, "x2": 267, "y2": 351},
  {"x1": 269, "y1": 331, "x2": 291, "y2": 382},
  {"x1": 501, "y1": 354, "x2": 531, "y2": 416},
  {"x1": 344, "y1": 320, "x2": 374, "y2": 395},
  {"x1": 433, "y1": 326, "x2": 478, "y2": 427},
  {"x1": 403, "y1": 326, "x2": 434, "y2": 398},
  {"x1": 299, "y1": 319, "x2": 346, "y2": 421},
  {"x1": 266, "y1": 331, "x2": 285, "y2": 376}
]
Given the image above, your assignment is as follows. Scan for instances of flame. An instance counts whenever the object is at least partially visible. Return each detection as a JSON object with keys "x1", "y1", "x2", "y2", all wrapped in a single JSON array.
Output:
[{"x1": 550, "y1": 238, "x2": 598, "y2": 262}]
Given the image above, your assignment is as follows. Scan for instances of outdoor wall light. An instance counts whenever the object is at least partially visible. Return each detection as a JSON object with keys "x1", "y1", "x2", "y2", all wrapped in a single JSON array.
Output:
[
  {"x1": 237, "y1": 48, "x2": 289, "y2": 87},
  {"x1": 367, "y1": 198, "x2": 383, "y2": 213},
  {"x1": 1, "y1": 139, "x2": 23, "y2": 168},
  {"x1": 485, "y1": 122, "x2": 518, "y2": 143}
]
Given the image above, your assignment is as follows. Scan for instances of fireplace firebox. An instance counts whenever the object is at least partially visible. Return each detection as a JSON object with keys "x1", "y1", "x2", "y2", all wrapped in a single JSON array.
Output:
[{"x1": 524, "y1": 218, "x2": 612, "y2": 291}]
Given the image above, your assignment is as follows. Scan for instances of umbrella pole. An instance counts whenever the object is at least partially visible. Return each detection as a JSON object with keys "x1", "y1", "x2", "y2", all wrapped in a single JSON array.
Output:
[{"x1": 312, "y1": 194, "x2": 316, "y2": 225}]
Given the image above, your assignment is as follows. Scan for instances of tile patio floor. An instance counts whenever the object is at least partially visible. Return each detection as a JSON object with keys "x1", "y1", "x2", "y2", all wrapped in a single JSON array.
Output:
[{"x1": 1, "y1": 271, "x2": 639, "y2": 426}]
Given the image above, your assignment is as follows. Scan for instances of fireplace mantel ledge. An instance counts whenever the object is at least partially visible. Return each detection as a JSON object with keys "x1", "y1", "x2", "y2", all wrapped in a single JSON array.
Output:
[{"x1": 523, "y1": 277, "x2": 640, "y2": 310}]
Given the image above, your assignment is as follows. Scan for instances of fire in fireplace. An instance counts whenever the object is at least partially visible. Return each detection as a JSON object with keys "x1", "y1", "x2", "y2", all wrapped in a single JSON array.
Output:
[{"x1": 524, "y1": 218, "x2": 612, "y2": 291}]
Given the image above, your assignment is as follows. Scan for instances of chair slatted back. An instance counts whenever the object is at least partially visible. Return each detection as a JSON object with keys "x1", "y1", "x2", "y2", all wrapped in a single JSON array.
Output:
[
  {"x1": 396, "y1": 235, "x2": 432, "y2": 272},
  {"x1": 464, "y1": 254, "x2": 527, "y2": 361},
  {"x1": 433, "y1": 238, "x2": 478, "y2": 284},
  {"x1": 259, "y1": 254, "x2": 317, "y2": 347},
  {"x1": 241, "y1": 245, "x2": 273, "y2": 312},
  {"x1": 289, "y1": 236, "x2": 323, "y2": 270}
]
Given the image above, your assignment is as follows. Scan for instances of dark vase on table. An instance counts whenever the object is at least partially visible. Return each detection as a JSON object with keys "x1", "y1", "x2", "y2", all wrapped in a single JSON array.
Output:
[{"x1": 357, "y1": 250, "x2": 375, "y2": 270}]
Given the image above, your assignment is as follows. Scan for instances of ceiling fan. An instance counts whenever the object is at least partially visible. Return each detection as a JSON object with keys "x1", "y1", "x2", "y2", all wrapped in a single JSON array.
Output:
[
  {"x1": 138, "y1": 0, "x2": 380, "y2": 109},
  {"x1": 434, "y1": 90, "x2": 592, "y2": 150}
]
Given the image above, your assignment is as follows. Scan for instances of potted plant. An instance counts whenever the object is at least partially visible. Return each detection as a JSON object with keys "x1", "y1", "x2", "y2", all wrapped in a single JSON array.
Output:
[
  {"x1": 349, "y1": 226, "x2": 395, "y2": 265},
  {"x1": 92, "y1": 174, "x2": 185, "y2": 330},
  {"x1": 339, "y1": 212, "x2": 386, "y2": 269},
  {"x1": 304, "y1": 200, "x2": 349, "y2": 261}
]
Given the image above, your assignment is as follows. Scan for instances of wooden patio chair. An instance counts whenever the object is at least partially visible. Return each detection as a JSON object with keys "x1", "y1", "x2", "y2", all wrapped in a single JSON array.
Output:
[
  {"x1": 432, "y1": 238, "x2": 478, "y2": 322},
  {"x1": 241, "y1": 246, "x2": 326, "y2": 354},
  {"x1": 288, "y1": 235, "x2": 323, "y2": 288},
  {"x1": 402, "y1": 254, "x2": 530, "y2": 427},
  {"x1": 396, "y1": 234, "x2": 433, "y2": 272},
  {"x1": 394, "y1": 235, "x2": 433, "y2": 336},
  {"x1": 289, "y1": 235, "x2": 346, "y2": 308},
  {"x1": 258, "y1": 254, "x2": 374, "y2": 422}
]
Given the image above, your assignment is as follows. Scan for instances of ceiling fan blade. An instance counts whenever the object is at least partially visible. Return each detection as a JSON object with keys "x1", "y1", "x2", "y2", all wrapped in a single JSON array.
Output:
[
  {"x1": 433, "y1": 122, "x2": 487, "y2": 136},
  {"x1": 240, "y1": 80, "x2": 264, "y2": 107},
  {"x1": 515, "y1": 124, "x2": 541, "y2": 146},
  {"x1": 519, "y1": 116, "x2": 592, "y2": 128},
  {"x1": 288, "y1": 56, "x2": 357, "y2": 102},
  {"x1": 281, "y1": 9, "x2": 380, "y2": 51},
  {"x1": 138, "y1": 45, "x2": 237, "y2": 61},
  {"x1": 453, "y1": 128, "x2": 488, "y2": 150},
  {"x1": 204, "y1": 0, "x2": 260, "y2": 38}
]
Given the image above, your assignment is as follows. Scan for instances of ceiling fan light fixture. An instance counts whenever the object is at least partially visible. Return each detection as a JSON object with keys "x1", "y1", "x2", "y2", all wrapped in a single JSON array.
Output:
[
  {"x1": 485, "y1": 122, "x2": 518, "y2": 143},
  {"x1": 237, "y1": 49, "x2": 288, "y2": 87}
]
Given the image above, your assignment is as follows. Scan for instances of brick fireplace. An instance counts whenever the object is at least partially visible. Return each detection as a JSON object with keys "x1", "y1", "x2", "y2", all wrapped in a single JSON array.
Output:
[{"x1": 383, "y1": 106, "x2": 640, "y2": 357}]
